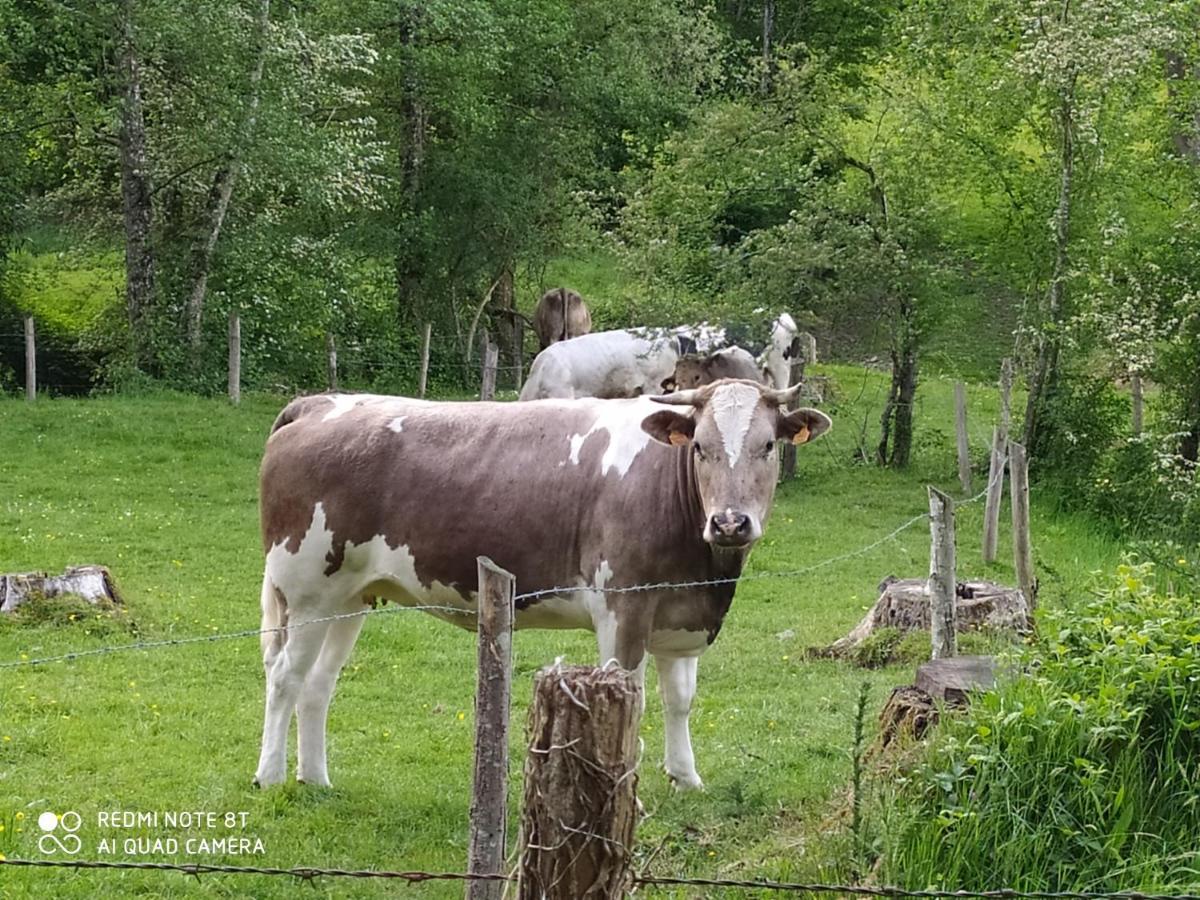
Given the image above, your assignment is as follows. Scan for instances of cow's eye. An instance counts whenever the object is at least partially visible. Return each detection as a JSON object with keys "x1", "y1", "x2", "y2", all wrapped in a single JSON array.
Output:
[{"x1": 764, "y1": 440, "x2": 775, "y2": 456}]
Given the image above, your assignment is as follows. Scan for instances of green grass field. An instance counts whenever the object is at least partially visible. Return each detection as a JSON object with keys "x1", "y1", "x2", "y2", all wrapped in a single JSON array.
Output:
[{"x1": 0, "y1": 368, "x2": 1122, "y2": 898}]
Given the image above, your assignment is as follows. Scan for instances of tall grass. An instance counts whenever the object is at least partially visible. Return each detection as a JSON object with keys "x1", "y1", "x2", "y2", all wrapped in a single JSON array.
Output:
[{"x1": 878, "y1": 562, "x2": 1200, "y2": 891}]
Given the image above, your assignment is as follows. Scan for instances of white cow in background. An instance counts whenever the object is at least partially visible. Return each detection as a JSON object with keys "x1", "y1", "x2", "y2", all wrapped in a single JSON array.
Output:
[
  {"x1": 519, "y1": 329, "x2": 683, "y2": 400},
  {"x1": 519, "y1": 312, "x2": 802, "y2": 401},
  {"x1": 759, "y1": 313, "x2": 801, "y2": 390}
]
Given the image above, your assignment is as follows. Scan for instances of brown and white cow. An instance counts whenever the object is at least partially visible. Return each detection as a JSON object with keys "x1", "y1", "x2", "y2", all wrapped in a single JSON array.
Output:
[{"x1": 253, "y1": 381, "x2": 831, "y2": 790}]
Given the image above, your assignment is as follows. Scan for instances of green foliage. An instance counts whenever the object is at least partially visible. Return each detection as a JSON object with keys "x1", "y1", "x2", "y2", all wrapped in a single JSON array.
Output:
[{"x1": 879, "y1": 562, "x2": 1200, "y2": 891}]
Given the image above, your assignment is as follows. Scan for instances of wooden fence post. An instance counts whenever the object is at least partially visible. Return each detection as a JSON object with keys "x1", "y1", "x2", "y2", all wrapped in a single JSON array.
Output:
[
  {"x1": 480, "y1": 334, "x2": 499, "y2": 401},
  {"x1": 982, "y1": 425, "x2": 1006, "y2": 564},
  {"x1": 326, "y1": 332, "x2": 338, "y2": 391},
  {"x1": 799, "y1": 331, "x2": 817, "y2": 366},
  {"x1": 519, "y1": 663, "x2": 641, "y2": 899},
  {"x1": 24, "y1": 316, "x2": 35, "y2": 402},
  {"x1": 954, "y1": 381, "x2": 971, "y2": 493},
  {"x1": 999, "y1": 357, "x2": 1013, "y2": 434},
  {"x1": 1009, "y1": 441, "x2": 1036, "y2": 611},
  {"x1": 418, "y1": 323, "x2": 432, "y2": 399},
  {"x1": 228, "y1": 312, "x2": 241, "y2": 406},
  {"x1": 780, "y1": 357, "x2": 806, "y2": 481},
  {"x1": 1131, "y1": 374, "x2": 1144, "y2": 435},
  {"x1": 928, "y1": 486, "x2": 957, "y2": 660},
  {"x1": 466, "y1": 557, "x2": 515, "y2": 900},
  {"x1": 513, "y1": 315, "x2": 524, "y2": 393}
]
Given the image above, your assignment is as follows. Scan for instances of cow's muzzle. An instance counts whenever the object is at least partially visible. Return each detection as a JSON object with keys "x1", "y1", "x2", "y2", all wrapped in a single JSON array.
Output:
[{"x1": 705, "y1": 510, "x2": 757, "y2": 548}]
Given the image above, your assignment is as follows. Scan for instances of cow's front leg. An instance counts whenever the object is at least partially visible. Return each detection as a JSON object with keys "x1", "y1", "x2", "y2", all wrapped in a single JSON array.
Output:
[{"x1": 654, "y1": 654, "x2": 703, "y2": 790}]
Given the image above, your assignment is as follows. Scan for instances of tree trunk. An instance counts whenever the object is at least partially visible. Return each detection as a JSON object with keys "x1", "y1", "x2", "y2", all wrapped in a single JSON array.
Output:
[
  {"x1": 185, "y1": 0, "x2": 271, "y2": 363},
  {"x1": 877, "y1": 297, "x2": 918, "y2": 468},
  {"x1": 1023, "y1": 79, "x2": 1075, "y2": 459},
  {"x1": 394, "y1": 5, "x2": 428, "y2": 320},
  {"x1": 760, "y1": 0, "x2": 775, "y2": 96},
  {"x1": 1166, "y1": 51, "x2": 1200, "y2": 163},
  {"x1": 118, "y1": 0, "x2": 156, "y2": 371}
]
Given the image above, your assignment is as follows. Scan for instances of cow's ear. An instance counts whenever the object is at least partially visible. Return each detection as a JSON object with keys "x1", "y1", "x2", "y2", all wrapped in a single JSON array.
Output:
[
  {"x1": 643, "y1": 409, "x2": 696, "y2": 447},
  {"x1": 777, "y1": 408, "x2": 831, "y2": 445}
]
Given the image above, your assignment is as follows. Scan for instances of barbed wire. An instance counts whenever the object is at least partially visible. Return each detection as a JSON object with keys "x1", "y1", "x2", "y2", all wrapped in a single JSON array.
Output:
[
  {"x1": 0, "y1": 857, "x2": 511, "y2": 884},
  {"x1": 0, "y1": 601, "x2": 473, "y2": 670},
  {"x1": 2, "y1": 858, "x2": 1198, "y2": 900},
  {"x1": 0, "y1": 503, "x2": 931, "y2": 670}
]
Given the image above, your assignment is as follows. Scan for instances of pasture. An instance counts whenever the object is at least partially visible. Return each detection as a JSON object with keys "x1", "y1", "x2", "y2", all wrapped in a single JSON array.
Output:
[{"x1": 0, "y1": 367, "x2": 1119, "y2": 898}]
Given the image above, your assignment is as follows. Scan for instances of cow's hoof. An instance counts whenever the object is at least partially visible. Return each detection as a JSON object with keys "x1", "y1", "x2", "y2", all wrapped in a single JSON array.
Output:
[
  {"x1": 296, "y1": 774, "x2": 331, "y2": 788},
  {"x1": 253, "y1": 768, "x2": 285, "y2": 788},
  {"x1": 667, "y1": 771, "x2": 705, "y2": 791}
]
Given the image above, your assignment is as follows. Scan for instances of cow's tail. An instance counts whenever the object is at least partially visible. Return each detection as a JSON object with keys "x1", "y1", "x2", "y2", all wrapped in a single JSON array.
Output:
[{"x1": 260, "y1": 571, "x2": 287, "y2": 673}]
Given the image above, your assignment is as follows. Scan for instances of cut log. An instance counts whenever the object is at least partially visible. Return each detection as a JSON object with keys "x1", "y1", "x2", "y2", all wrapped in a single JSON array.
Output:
[
  {"x1": 877, "y1": 656, "x2": 1000, "y2": 748},
  {"x1": 812, "y1": 577, "x2": 1029, "y2": 661},
  {"x1": 1, "y1": 565, "x2": 122, "y2": 614}
]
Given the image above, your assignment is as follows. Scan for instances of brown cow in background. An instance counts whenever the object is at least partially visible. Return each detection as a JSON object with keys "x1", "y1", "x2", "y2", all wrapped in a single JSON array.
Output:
[
  {"x1": 534, "y1": 287, "x2": 592, "y2": 350},
  {"x1": 661, "y1": 346, "x2": 764, "y2": 393}
]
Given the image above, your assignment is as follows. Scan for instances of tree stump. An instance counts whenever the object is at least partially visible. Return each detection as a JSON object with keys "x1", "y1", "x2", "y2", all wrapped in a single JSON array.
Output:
[
  {"x1": 812, "y1": 577, "x2": 1029, "y2": 662},
  {"x1": 1, "y1": 565, "x2": 122, "y2": 613},
  {"x1": 877, "y1": 656, "x2": 1000, "y2": 748},
  {"x1": 518, "y1": 663, "x2": 641, "y2": 900}
]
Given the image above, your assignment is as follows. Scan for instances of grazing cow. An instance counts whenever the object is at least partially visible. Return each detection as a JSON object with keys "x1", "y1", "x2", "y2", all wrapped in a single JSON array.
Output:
[
  {"x1": 663, "y1": 346, "x2": 764, "y2": 393},
  {"x1": 518, "y1": 329, "x2": 682, "y2": 400},
  {"x1": 254, "y1": 381, "x2": 831, "y2": 790},
  {"x1": 533, "y1": 287, "x2": 592, "y2": 350}
]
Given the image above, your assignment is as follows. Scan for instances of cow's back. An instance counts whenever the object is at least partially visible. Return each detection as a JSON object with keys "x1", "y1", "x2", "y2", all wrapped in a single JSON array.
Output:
[{"x1": 261, "y1": 393, "x2": 689, "y2": 606}]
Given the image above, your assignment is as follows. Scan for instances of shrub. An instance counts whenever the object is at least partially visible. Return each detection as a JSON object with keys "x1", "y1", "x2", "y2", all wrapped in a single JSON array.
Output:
[{"x1": 877, "y1": 563, "x2": 1200, "y2": 891}]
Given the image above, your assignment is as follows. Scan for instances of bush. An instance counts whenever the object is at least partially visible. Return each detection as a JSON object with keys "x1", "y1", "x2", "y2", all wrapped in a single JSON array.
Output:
[{"x1": 877, "y1": 563, "x2": 1200, "y2": 891}]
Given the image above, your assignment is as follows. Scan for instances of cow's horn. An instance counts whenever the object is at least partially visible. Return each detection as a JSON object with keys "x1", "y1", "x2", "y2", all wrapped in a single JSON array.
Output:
[
  {"x1": 763, "y1": 384, "x2": 802, "y2": 406},
  {"x1": 652, "y1": 389, "x2": 701, "y2": 407}
]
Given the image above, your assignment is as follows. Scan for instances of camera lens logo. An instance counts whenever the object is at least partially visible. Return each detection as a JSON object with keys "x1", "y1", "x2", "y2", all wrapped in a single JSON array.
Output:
[{"x1": 37, "y1": 811, "x2": 82, "y2": 855}]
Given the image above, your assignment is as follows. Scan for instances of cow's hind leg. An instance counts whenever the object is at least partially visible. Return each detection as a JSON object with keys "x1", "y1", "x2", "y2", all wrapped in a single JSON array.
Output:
[
  {"x1": 254, "y1": 609, "x2": 332, "y2": 787},
  {"x1": 295, "y1": 610, "x2": 366, "y2": 787},
  {"x1": 654, "y1": 654, "x2": 703, "y2": 790}
]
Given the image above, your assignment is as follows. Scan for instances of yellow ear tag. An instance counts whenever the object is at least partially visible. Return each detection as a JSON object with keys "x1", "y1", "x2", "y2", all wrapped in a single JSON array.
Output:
[
  {"x1": 792, "y1": 424, "x2": 811, "y2": 445},
  {"x1": 669, "y1": 431, "x2": 690, "y2": 447}
]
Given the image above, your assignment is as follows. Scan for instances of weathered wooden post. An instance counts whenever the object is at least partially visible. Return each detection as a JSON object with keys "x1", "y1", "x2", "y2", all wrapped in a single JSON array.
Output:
[
  {"x1": 799, "y1": 330, "x2": 817, "y2": 367},
  {"x1": 24, "y1": 316, "x2": 35, "y2": 402},
  {"x1": 466, "y1": 557, "x2": 515, "y2": 900},
  {"x1": 418, "y1": 323, "x2": 432, "y2": 399},
  {"x1": 519, "y1": 664, "x2": 642, "y2": 900},
  {"x1": 999, "y1": 357, "x2": 1013, "y2": 432},
  {"x1": 326, "y1": 332, "x2": 338, "y2": 390},
  {"x1": 928, "y1": 486, "x2": 957, "y2": 660},
  {"x1": 480, "y1": 334, "x2": 499, "y2": 401},
  {"x1": 954, "y1": 381, "x2": 971, "y2": 493},
  {"x1": 513, "y1": 314, "x2": 524, "y2": 393},
  {"x1": 982, "y1": 426, "x2": 1006, "y2": 564},
  {"x1": 982, "y1": 358, "x2": 1013, "y2": 564},
  {"x1": 1131, "y1": 374, "x2": 1144, "y2": 436},
  {"x1": 1009, "y1": 441, "x2": 1036, "y2": 611},
  {"x1": 228, "y1": 312, "x2": 241, "y2": 405},
  {"x1": 780, "y1": 356, "x2": 806, "y2": 481}
]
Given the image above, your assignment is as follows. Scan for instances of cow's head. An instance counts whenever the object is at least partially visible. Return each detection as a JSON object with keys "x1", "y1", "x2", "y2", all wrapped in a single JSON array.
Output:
[{"x1": 642, "y1": 380, "x2": 831, "y2": 549}]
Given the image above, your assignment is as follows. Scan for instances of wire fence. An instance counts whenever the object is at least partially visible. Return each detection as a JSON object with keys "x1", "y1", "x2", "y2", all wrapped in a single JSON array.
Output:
[
  {"x1": 2, "y1": 857, "x2": 1198, "y2": 899},
  {"x1": 0, "y1": 464, "x2": 1009, "y2": 673},
  {"x1": 0, "y1": 499, "x2": 943, "y2": 671}
]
